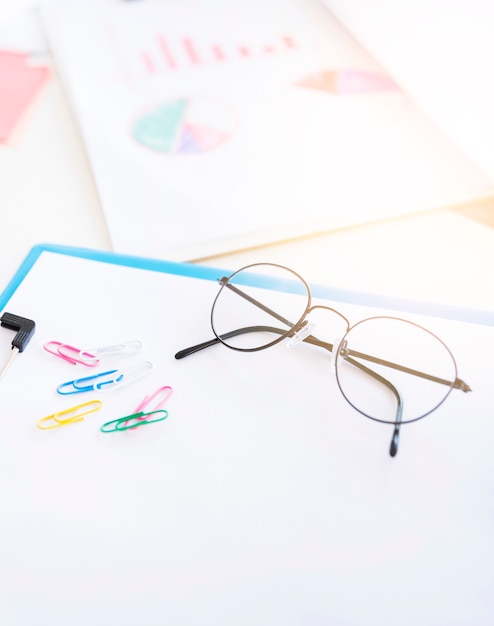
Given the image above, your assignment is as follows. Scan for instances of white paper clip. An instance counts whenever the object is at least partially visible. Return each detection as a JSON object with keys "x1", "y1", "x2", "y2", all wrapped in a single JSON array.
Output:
[{"x1": 82, "y1": 340, "x2": 143, "y2": 365}]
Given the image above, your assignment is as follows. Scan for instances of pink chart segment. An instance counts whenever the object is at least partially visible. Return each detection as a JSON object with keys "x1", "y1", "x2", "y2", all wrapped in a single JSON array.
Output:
[{"x1": 297, "y1": 69, "x2": 399, "y2": 95}]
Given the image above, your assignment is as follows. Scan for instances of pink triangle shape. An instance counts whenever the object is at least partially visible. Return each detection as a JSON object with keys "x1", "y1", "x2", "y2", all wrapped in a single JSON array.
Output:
[
  {"x1": 184, "y1": 123, "x2": 230, "y2": 151},
  {"x1": 336, "y1": 70, "x2": 398, "y2": 94}
]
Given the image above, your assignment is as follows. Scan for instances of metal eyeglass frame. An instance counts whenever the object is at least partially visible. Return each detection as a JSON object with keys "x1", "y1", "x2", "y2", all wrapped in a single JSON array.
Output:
[{"x1": 175, "y1": 263, "x2": 471, "y2": 457}]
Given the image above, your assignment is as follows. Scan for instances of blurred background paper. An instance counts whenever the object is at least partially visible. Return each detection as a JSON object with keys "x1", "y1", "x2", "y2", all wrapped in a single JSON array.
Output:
[
  {"x1": 0, "y1": 2, "x2": 47, "y2": 55},
  {"x1": 323, "y1": 0, "x2": 494, "y2": 183},
  {"x1": 41, "y1": 0, "x2": 493, "y2": 260}
]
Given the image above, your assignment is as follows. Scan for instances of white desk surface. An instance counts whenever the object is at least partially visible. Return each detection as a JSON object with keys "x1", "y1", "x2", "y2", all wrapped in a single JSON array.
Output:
[{"x1": 2, "y1": 50, "x2": 494, "y2": 314}]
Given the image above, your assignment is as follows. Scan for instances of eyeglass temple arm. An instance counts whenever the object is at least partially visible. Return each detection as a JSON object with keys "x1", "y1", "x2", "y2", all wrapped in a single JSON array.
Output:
[
  {"x1": 220, "y1": 280, "x2": 298, "y2": 327},
  {"x1": 223, "y1": 281, "x2": 469, "y2": 390},
  {"x1": 345, "y1": 348, "x2": 470, "y2": 392},
  {"x1": 345, "y1": 354, "x2": 404, "y2": 457},
  {"x1": 176, "y1": 324, "x2": 404, "y2": 456},
  {"x1": 174, "y1": 325, "x2": 330, "y2": 359},
  {"x1": 176, "y1": 278, "x2": 317, "y2": 359},
  {"x1": 222, "y1": 281, "x2": 470, "y2": 392},
  {"x1": 229, "y1": 281, "x2": 471, "y2": 392}
]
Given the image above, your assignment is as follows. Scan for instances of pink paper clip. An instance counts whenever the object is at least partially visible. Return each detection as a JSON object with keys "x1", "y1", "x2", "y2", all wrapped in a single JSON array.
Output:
[
  {"x1": 44, "y1": 341, "x2": 98, "y2": 366},
  {"x1": 134, "y1": 385, "x2": 173, "y2": 412},
  {"x1": 127, "y1": 385, "x2": 173, "y2": 430},
  {"x1": 44, "y1": 340, "x2": 142, "y2": 367}
]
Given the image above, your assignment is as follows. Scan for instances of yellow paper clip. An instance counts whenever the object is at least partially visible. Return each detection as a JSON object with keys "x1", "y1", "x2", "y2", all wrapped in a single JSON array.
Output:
[{"x1": 37, "y1": 400, "x2": 103, "y2": 430}]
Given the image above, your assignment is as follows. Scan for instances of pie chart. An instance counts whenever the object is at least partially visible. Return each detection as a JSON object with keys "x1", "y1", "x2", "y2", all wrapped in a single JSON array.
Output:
[{"x1": 132, "y1": 97, "x2": 237, "y2": 155}]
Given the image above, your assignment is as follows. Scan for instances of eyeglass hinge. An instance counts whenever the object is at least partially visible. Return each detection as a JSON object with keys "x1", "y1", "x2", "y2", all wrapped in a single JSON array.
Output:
[{"x1": 453, "y1": 378, "x2": 472, "y2": 393}]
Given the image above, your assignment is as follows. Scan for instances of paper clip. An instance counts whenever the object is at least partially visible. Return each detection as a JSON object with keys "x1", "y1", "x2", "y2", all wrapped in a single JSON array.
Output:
[
  {"x1": 100, "y1": 410, "x2": 168, "y2": 433},
  {"x1": 125, "y1": 384, "x2": 173, "y2": 430},
  {"x1": 134, "y1": 385, "x2": 173, "y2": 412},
  {"x1": 56, "y1": 361, "x2": 153, "y2": 395},
  {"x1": 37, "y1": 400, "x2": 103, "y2": 430},
  {"x1": 44, "y1": 340, "x2": 142, "y2": 367}
]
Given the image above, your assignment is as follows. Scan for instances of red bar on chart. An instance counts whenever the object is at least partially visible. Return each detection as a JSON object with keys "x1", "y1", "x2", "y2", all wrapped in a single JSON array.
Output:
[
  {"x1": 211, "y1": 44, "x2": 226, "y2": 61},
  {"x1": 142, "y1": 52, "x2": 156, "y2": 73},
  {"x1": 282, "y1": 35, "x2": 297, "y2": 49},
  {"x1": 183, "y1": 38, "x2": 201, "y2": 65},
  {"x1": 158, "y1": 35, "x2": 177, "y2": 69}
]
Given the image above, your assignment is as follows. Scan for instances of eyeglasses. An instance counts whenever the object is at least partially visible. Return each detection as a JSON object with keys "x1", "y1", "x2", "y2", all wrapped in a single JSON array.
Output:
[{"x1": 175, "y1": 263, "x2": 471, "y2": 457}]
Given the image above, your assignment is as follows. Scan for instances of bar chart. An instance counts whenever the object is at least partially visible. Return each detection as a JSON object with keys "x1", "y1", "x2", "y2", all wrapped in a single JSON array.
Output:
[{"x1": 140, "y1": 34, "x2": 298, "y2": 75}]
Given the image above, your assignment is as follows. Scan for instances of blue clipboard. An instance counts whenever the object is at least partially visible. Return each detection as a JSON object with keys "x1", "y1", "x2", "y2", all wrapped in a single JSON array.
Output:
[{"x1": 1, "y1": 244, "x2": 493, "y2": 326}]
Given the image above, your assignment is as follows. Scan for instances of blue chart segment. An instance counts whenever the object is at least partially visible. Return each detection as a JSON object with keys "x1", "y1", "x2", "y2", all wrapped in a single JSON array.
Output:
[{"x1": 132, "y1": 97, "x2": 237, "y2": 155}]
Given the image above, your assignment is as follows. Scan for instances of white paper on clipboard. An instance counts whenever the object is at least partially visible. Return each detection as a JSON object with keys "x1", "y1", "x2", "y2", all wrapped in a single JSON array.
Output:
[{"x1": 0, "y1": 245, "x2": 493, "y2": 625}]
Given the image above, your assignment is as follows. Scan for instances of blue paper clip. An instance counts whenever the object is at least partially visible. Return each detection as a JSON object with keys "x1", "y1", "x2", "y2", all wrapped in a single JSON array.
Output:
[
  {"x1": 100, "y1": 409, "x2": 168, "y2": 433},
  {"x1": 57, "y1": 361, "x2": 153, "y2": 395}
]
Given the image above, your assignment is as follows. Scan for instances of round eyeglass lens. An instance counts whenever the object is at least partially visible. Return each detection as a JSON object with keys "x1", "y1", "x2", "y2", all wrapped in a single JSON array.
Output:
[
  {"x1": 335, "y1": 317, "x2": 457, "y2": 424},
  {"x1": 211, "y1": 263, "x2": 310, "y2": 351}
]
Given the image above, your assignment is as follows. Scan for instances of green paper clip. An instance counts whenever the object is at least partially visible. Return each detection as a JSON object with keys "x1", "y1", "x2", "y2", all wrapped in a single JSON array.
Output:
[{"x1": 100, "y1": 409, "x2": 168, "y2": 433}]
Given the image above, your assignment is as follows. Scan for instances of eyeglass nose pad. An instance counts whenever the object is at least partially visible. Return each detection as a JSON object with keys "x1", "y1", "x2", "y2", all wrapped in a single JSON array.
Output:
[
  {"x1": 285, "y1": 320, "x2": 315, "y2": 348},
  {"x1": 330, "y1": 337, "x2": 347, "y2": 375}
]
